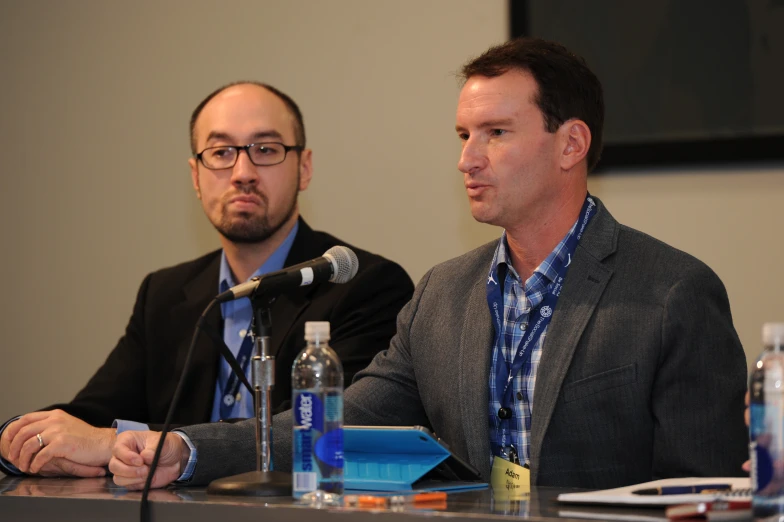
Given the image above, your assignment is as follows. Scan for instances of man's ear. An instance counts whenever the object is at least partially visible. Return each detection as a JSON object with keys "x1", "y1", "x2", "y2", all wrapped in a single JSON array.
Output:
[
  {"x1": 560, "y1": 119, "x2": 591, "y2": 171},
  {"x1": 298, "y1": 149, "x2": 313, "y2": 191},
  {"x1": 188, "y1": 158, "x2": 201, "y2": 199}
]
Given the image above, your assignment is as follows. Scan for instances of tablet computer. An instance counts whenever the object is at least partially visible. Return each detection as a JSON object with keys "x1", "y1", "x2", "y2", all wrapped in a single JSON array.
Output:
[{"x1": 343, "y1": 425, "x2": 483, "y2": 483}]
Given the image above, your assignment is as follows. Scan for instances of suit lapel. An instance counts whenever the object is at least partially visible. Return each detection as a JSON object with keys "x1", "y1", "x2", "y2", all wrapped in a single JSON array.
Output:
[
  {"x1": 528, "y1": 198, "x2": 618, "y2": 482},
  {"x1": 459, "y1": 258, "x2": 495, "y2": 481},
  {"x1": 170, "y1": 253, "x2": 223, "y2": 425}
]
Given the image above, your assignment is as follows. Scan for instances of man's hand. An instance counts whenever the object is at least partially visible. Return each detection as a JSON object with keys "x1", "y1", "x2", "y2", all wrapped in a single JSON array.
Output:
[
  {"x1": 110, "y1": 430, "x2": 188, "y2": 490},
  {"x1": 1, "y1": 410, "x2": 112, "y2": 477}
]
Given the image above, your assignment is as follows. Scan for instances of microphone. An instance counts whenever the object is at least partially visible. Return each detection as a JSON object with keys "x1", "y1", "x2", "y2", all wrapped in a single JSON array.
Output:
[{"x1": 216, "y1": 246, "x2": 359, "y2": 303}]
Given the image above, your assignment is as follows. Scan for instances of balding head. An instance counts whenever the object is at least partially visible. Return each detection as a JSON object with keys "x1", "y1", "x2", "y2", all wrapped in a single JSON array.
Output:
[{"x1": 189, "y1": 81, "x2": 306, "y2": 155}]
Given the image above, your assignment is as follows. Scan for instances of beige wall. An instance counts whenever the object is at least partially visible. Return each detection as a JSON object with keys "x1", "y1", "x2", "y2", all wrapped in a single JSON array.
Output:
[{"x1": 0, "y1": 0, "x2": 779, "y2": 422}]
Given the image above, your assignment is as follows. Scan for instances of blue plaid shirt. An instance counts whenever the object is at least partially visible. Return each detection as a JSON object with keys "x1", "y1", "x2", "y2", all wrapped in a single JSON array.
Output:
[{"x1": 487, "y1": 221, "x2": 579, "y2": 466}]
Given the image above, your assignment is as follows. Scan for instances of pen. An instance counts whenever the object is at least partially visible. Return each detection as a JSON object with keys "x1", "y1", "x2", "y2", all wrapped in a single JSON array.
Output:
[
  {"x1": 632, "y1": 484, "x2": 733, "y2": 496},
  {"x1": 665, "y1": 500, "x2": 751, "y2": 520}
]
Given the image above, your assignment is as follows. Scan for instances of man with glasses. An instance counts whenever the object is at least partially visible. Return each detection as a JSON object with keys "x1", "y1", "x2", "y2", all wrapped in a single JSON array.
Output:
[{"x1": 0, "y1": 82, "x2": 414, "y2": 478}]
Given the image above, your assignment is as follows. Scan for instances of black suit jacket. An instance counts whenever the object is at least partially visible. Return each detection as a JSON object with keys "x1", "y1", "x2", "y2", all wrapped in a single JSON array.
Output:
[{"x1": 39, "y1": 219, "x2": 414, "y2": 428}]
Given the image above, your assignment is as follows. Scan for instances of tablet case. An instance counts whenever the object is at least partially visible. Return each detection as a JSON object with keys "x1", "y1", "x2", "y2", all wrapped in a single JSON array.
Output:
[{"x1": 343, "y1": 427, "x2": 489, "y2": 492}]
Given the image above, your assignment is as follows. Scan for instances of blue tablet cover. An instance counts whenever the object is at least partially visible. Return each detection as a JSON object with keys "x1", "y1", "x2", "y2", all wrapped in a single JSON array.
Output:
[{"x1": 343, "y1": 427, "x2": 488, "y2": 493}]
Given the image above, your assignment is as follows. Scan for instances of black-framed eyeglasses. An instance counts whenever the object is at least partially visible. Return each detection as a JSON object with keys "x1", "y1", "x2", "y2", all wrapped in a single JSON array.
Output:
[{"x1": 195, "y1": 142, "x2": 304, "y2": 169}]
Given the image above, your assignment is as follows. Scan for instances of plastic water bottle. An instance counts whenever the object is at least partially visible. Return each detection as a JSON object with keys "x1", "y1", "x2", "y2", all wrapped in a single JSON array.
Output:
[
  {"x1": 291, "y1": 321, "x2": 344, "y2": 501},
  {"x1": 752, "y1": 322, "x2": 784, "y2": 520}
]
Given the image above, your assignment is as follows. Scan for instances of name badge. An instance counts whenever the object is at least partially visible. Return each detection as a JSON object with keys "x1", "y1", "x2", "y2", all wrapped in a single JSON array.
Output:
[{"x1": 491, "y1": 456, "x2": 530, "y2": 498}]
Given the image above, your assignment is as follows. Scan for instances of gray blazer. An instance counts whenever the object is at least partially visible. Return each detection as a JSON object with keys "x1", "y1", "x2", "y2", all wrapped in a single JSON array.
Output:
[{"x1": 181, "y1": 198, "x2": 748, "y2": 489}]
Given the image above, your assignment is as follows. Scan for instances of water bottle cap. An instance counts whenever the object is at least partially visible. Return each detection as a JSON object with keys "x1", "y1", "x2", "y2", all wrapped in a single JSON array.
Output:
[
  {"x1": 305, "y1": 321, "x2": 330, "y2": 342},
  {"x1": 763, "y1": 323, "x2": 784, "y2": 347}
]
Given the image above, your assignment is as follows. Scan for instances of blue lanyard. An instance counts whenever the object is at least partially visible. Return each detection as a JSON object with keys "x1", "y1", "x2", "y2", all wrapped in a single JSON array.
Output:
[
  {"x1": 487, "y1": 196, "x2": 596, "y2": 459},
  {"x1": 218, "y1": 330, "x2": 253, "y2": 420}
]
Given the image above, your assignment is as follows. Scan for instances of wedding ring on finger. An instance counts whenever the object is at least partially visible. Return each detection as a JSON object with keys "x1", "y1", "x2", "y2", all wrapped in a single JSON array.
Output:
[{"x1": 36, "y1": 433, "x2": 44, "y2": 449}]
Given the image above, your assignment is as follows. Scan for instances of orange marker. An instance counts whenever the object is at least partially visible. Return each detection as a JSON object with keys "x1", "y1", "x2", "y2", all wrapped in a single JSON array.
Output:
[
  {"x1": 344, "y1": 491, "x2": 448, "y2": 508},
  {"x1": 390, "y1": 492, "x2": 448, "y2": 505}
]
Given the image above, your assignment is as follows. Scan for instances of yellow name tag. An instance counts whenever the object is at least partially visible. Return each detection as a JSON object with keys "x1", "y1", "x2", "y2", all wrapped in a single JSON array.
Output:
[{"x1": 490, "y1": 456, "x2": 530, "y2": 497}]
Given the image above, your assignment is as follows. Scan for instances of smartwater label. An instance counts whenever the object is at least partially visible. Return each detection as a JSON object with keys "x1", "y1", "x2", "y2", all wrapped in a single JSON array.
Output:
[
  {"x1": 292, "y1": 390, "x2": 343, "y2": 497},
  {"x1": 293, "y1": 391, "x2": 323, "y2": 497}
]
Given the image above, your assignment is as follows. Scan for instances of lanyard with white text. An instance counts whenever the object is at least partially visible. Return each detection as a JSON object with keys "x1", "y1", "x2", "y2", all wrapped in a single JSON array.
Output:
[
  {"x1": 486, "y1": 195, "x2": 596, "y2": 459},
  {"x1": 219, "y1": 330, "x2": 253, "y2": 420}
]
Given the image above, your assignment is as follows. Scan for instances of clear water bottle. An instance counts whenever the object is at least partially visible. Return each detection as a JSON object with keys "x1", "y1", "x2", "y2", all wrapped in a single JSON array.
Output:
[
  {"x1": 291, "y1": 321, "x2": 344, "y2": 501},
  {"x1": 752, "y1": 322, "x2": 784, "y2": 520}
]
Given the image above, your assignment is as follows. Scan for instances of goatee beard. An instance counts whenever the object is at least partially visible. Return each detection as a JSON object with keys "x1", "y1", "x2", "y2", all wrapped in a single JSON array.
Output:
[{"x1": 214, "y1": 188, "x2": 298, "y2": 244}]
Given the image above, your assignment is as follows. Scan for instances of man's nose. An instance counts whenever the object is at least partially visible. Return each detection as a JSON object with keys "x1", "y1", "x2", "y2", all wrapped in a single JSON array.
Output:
[
  {"x1": 231, "y1": 149, "x2": 259, "y2": 185},
  {"x1": 457, "y1": 138, "x2": 486, "y2": 174}
]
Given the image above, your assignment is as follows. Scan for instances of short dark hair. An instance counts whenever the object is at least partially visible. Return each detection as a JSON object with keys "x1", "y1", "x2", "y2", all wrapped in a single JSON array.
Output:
[
  {"x1": 460, "y1": 38, "x2": 604, "y2": 172},
  {"x1": 189, "y1": 81, "x2": 306, "y2": 155}
]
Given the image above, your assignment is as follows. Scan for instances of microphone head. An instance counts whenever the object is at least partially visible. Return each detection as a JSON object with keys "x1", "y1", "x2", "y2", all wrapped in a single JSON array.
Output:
[{"x1": 323, "y1": 246, "x2": 359, "y2": 284}]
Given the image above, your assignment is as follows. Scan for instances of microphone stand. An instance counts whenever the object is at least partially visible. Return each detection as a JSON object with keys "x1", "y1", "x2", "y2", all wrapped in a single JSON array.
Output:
[{"x1": 206, "y1": 293, "x2": 292, "y2": 496}]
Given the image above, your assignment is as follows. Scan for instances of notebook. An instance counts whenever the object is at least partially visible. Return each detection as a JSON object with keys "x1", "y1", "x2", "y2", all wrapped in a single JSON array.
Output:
[{"x1": 557, "y1": 477, "x2": 751, "y2": 506}]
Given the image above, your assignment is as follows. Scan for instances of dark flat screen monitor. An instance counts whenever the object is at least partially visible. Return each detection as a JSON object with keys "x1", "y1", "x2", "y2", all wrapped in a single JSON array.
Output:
[{"x1": 510, "y1": 0, "x2": 784, "y2": 170}]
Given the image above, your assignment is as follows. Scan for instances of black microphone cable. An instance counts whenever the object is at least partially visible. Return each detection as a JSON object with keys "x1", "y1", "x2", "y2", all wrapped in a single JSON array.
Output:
[{"x1": 139, "y1": 298, "x2": 253, "y2": 522}]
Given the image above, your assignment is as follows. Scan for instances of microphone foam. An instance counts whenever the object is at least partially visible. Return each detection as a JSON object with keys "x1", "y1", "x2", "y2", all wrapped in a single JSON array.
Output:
[{"x1": 324, "y1": 246, "x2": 359, "y2": 284}]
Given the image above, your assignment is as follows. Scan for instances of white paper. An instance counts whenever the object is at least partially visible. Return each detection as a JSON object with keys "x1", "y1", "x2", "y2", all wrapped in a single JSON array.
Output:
[{"x1": 556, "y1": 476, "x2": 751, "y2": 506}]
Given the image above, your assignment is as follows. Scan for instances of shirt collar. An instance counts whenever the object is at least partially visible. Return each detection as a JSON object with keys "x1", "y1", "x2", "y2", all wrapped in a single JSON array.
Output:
[
  {"x1": 219, "y1": 220, "x2": 300, "y2": 292},
  {"x1": 491, "y1": 218, "x2": 580, "y2": 286}
]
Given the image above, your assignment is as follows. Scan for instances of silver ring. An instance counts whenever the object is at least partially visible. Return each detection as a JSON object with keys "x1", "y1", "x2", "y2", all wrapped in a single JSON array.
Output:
[{"x1": 36, "y1": 433, "x2": 44, "y2": 449}]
